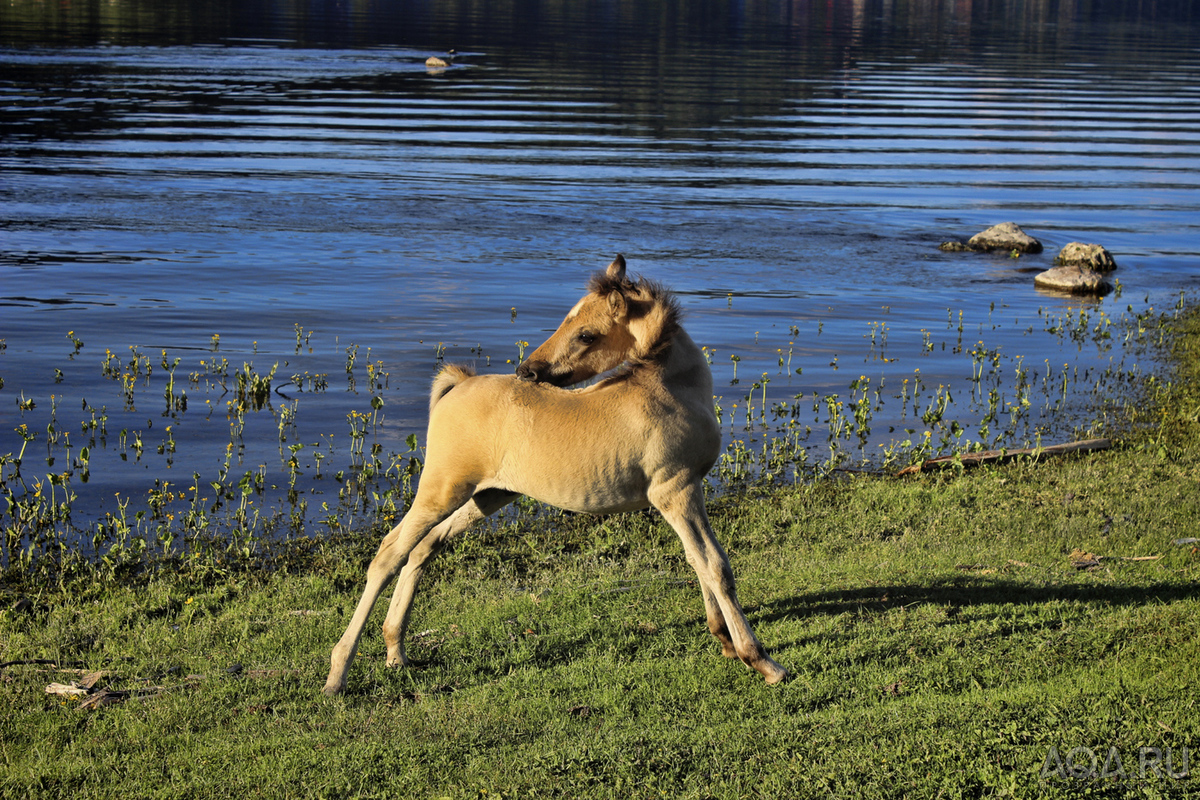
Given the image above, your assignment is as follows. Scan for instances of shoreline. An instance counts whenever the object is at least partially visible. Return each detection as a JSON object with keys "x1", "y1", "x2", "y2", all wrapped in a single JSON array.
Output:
[{"x1": 1, "y1": 303, "x2": 1197, "y2": 797}]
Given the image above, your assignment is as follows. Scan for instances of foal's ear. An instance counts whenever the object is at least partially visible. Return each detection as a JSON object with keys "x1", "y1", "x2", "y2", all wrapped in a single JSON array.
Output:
[
  {"x1": 606, "y1": 254, "x2": 627, "y2": 282},
  {"x1": 607, "y1": 289, "x2": 628, "y2": 320}
]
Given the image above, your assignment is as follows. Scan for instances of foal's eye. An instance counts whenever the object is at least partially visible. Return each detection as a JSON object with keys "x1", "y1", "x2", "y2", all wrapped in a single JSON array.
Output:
[{"x1": 577, "y1": 331, "x2": 597, "y2": 346}]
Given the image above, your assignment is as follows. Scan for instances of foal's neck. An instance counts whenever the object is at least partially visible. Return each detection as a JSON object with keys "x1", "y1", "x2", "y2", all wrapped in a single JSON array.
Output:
[
  {"x1": 654, "y1": 327, "x2": 714, "y2": 397},
  {"x1": 622, "y1": 291, "x2": 710, "y2": 395}
]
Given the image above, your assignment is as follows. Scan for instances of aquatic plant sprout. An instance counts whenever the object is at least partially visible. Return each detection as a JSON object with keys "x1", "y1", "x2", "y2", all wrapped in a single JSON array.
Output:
[{"x1": 0, "y1": 296, "x2": 1190, "y2": 580}]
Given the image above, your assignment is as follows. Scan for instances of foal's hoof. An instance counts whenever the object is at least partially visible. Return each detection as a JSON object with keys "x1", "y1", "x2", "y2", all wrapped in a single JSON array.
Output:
[
  {"x1": 758, "y1": 659, "x2": 788, "y2": 685},
  {"x1": 322, "y1": 680, "x2": 346, "y2": 697}
]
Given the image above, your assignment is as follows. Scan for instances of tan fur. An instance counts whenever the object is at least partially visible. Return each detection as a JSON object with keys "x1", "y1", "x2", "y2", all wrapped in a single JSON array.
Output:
[
  {"x1": 324, "y1": 255, "x2": 786, "y2": 695},
  {"x1": 428, "y1": 363, "x2": 475, "y2": 415}
]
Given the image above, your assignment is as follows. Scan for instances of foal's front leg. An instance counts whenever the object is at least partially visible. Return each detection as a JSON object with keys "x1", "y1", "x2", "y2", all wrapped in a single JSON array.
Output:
[
  {"x1": 323, "y1": 488, "x2": 472, "y2": 696},
  {"x1": 382, "y1": 489, "x2": 519, "y2": 667},
  {"x1": 649, "y1": 479, "x2": 787, "y2": 684}
]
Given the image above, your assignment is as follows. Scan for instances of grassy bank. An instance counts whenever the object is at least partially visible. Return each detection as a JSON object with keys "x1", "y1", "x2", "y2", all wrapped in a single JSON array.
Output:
[{"x1": 2, "y1": 306, "x2": 1199, "y2": 799}]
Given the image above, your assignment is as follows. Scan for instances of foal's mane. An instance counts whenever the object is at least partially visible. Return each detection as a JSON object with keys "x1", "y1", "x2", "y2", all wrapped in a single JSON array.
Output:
[{"x1": 587, "y1": 270, "x2": 682, "y2": 366}]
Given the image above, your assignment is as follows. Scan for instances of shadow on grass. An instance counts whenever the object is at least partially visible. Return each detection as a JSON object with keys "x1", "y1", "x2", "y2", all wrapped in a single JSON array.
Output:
[
  {"x1": 338, "y1": 576, "x2": 1198, "y2": 695},
  {"x1": 753, "y1": 577, "x2": 1200, "y2": 627}
]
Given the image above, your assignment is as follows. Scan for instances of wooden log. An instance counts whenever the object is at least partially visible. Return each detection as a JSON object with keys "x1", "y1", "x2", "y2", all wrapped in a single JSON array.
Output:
[{"x1": 895, "y1": 438, "x2": 1111, "y2": 476}]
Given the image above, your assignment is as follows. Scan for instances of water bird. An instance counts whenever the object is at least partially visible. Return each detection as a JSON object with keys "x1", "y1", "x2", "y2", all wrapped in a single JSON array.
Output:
[{"x1": 425, "y1": 50, "x2": 456, "y2": 68}]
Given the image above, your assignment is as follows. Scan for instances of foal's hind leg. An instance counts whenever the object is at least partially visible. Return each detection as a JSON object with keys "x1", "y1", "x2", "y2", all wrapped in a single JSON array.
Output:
[
  {"x1": 323, "y1": 486, "x2": 474, "y2": 696},
  {"x1": 382, "y1": 489, "x2": 519, "y2": 668},
  {"x1": 699, "y1": 583, "x2": 738, "y2": 659},
  {"x1": 649, "y1": 478, "x2": 787, "y2": 684}
]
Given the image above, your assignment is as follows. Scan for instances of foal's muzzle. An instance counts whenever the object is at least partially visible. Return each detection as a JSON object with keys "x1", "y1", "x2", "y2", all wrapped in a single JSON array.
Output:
[
  {"x1": 516, "y1": 360, "x2": 543, "y2": 382},
  {"x1": 517, "y1": 359, "x2": 572, "y2": 386}
]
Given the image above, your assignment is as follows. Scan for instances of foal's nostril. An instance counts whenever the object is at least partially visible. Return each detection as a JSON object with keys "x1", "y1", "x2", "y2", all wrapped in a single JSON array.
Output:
[{"x1": 516, "y1": 362, "x2": 537, "y2": 382}]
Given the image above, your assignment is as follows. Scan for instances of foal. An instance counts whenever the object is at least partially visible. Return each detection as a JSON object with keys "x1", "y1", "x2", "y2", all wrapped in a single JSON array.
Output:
[{"x1": 323, "y1": 255, "x2": 786, "y2": 695}]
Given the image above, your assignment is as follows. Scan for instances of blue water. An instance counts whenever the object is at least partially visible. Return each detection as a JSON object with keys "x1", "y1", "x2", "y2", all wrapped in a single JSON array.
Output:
[{"x1": 2, "y1": 0, "x2": 1199, "y2": 535}]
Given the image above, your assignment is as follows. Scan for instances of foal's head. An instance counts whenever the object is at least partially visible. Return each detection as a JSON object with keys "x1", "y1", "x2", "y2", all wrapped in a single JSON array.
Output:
[{"x1": 517, "y1": 255, "x2": 679, "y2": 387}]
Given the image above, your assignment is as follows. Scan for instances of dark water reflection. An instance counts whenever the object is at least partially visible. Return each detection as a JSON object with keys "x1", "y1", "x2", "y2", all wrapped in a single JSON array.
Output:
[{"x1": 1, "y1": 0, "x2": 1199, "y2": 537}]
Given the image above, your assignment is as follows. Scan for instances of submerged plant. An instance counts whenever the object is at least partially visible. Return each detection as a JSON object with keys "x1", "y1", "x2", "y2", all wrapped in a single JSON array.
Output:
[
  {"x1": 0, "y1": 294, "x2": 1191, "y2": 584},
  {"x1": 235, "y1": 361, "x2": 277, "y2": 411}
]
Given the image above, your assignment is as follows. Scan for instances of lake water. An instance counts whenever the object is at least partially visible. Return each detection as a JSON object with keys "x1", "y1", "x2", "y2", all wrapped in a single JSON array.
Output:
[{"x1": 2, "y1": 0, "x2": 1199, "y2": 542}]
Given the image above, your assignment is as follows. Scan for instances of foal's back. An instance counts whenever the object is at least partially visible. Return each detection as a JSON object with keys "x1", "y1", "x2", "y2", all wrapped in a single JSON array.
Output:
[{"x1": 426, "y1": 353, "x2": 718, "y2": 515}]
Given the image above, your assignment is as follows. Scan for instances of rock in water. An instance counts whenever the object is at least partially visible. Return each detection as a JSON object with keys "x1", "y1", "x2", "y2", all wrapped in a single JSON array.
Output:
[
  {"x1": 1054, "y1": 242, "x2": 1117, "y2": 272},
  {"x1": 966, "y1": 222, "x2": 1043, "y2": 254},
  {"x1": 1034, "y1": 264, "x2": 1113, "y2": 295}
]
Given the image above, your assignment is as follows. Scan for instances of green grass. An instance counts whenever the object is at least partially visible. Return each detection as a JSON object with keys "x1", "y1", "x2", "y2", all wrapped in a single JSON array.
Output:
[{"x1": 2, "y1": 306, "x2": 1199, "y2": 799}]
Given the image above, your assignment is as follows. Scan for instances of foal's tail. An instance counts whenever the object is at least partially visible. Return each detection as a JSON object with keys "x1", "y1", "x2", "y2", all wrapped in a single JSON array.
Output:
[{"x1": 429, "y1": 364, "x2": 477, "y2": 414}]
